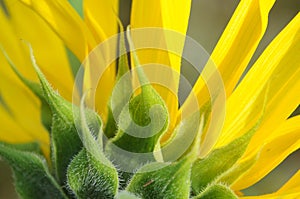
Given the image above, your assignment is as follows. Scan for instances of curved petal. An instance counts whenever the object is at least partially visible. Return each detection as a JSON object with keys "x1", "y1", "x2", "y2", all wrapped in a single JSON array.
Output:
[
  {"x1": 0, "y1": 1, "x2": 79, "y2": 153},
  {"x1": 83, "y1": 0, "x2": 118, "y2": 42},
  {"x1": 0, "y1": 108, "x2": 32, "y2": 143},
  {"x1": 18, "y1": 0, "x2": 96, "y2": 60},
  {"x1": 232, "y1": 116, "x2": 300, "y2": 190},
  {"x1": 130, "y1": 0, "x2": 191, "y2": 138},
  {"x1": 0, "y1": 68, "x2": 49, "y2": 151},
  {"x1": 212, "y1": 0, "x2": 275, "y2": 96},
  {"x1": 216, "y1": 13, "x2": 300, "y2": 150},
  {"x1": 83, "y1": 0, "x2": 119, "y2": 123},
  {"x1": 181, "y1": 0, "x2": 275, "y2": 113},
  {"x1": 1, "y1": 0, "x2": 74, "y2": 100},
  {"x1": 17, "y1": 0, "x2": 120, "y2": 123},
  {"x1": 131, "y1": 0, "x2": 191, "y2": 40}
]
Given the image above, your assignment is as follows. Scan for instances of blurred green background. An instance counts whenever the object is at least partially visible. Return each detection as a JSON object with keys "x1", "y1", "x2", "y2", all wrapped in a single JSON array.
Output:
[{"x1": 1, "y1": 0, "x2": 299, "y2": 198}]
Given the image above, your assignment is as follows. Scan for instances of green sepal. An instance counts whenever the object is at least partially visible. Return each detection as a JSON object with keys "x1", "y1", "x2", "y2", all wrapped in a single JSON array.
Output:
[
  {"x1": 107, "y1": 27, "x2": 169, "y2": 154},
  {"x1": 0, "y1": 143, "x2": 67, "y2": 199},
  {"x1": 216, "y1": 153, "x2": 258, "y2": 185},
  {"x1": 105, "y1": 22, "x2": 131, "y2": 138},
  {"x1": 159, "y1": 111, "x2": 203, "y2": 162},
  {"x1": 0, "y1": 141, "x2": 42, "y2": 154},
  {"x1": 0, "y1": 47, "x2": 52, "y2": 131},
  {"x1": 49, "y1": 101, "x2": 82, "y2": 185},
  {"x1": 193, "y1": 184, "x2": 238, "y2": 199},
  {"x1": 126, "y1": 158, "x2": 191, "y2": 199},
  {"x1": 75, "y1": 93, "x2": 104, "y2": 154},
  {"x1": 105, "y1": 107, "x2": 118, "y2": 138},
  {"x1": 66, "y1": 93, "x2": 118, "y2": 198},
  {"x1": 116, "y1": 21, "x2": 130, "y2": 80},
  {"x1": 40, "y1": 100, "x2": 53, "y2": 132},
  {"x1": 105, "y1": 33, "x2": 169, "y2": 182},
  {"x1": 111, "y1": 84, "x2": 169, "y2": 152},
  {"x1": 67, "y1": 149, "x2": 118, "y2": 199},
  {"x1": 105, "y1": 83, "x2": 169, "y2": 184},
  {"x1": 116, "y1": 191, "x2": 141, "y2": 199},
  {"x1": 29, "y1": 47, "x2": 82, "y2": 184},
  {"x1": 191, "y1": 125, "x2": 257, "y2": 195}
]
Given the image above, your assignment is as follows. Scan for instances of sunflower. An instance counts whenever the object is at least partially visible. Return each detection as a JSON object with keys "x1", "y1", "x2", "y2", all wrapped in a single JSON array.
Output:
[{"x1": 0, "y1": 0, "x2": 299, "y2": 198}]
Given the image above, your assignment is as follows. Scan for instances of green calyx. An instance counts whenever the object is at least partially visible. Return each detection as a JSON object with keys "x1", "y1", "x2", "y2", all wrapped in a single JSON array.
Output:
[{"x1": 0, "y1": 33, "x2": 258, "y2": 199}]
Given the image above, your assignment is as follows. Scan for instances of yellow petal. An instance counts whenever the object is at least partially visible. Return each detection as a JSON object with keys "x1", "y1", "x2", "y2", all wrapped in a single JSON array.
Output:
[
  {"x1": 130, "y1": 0, "x2": 191, "y2": 139},
  {"x1": 83, "y1": 53, "x2": 117, "y2": 126},
  {"x1": 0, "y1": 65, "x2": 49, "y2": 150},
  {"x1": 83, "y1": 0, "x2": 118, "y2": 42},
  {"x1": 131, "y1": 0, "x2": 191, "y2": 35},
  {"x1": 232, "y1": 116, "x2": 300, "y2": 190},
  {"x1": 179, "y1": 0, "x2": 276, "y2": 152},
  {"x1": 159, "y1": 0, "x2": 192, "y2": 77},
  {"x1": 18, "y1": 0, "x2": 96, "y2": 60},
  {"x1": 17, "y1": 0, "x2": 120, "y2": 122},
  {"x1": 83, "y1": 0, "x2": 119, "y2": 123},
  {"x1": 181, "y1": 0, "x2": 275, "y2": 114},
  {"x1": 0, "y1": 108, "x2": 32, "y2": 143},
  {"x1": 240, "y1": 170, "x2": 300, "y2": 198},
  {"x1": 0, "y1": 1, "x2": 75, "y2": 153},
  {"x1": 212, "y1": 0, "x2": 275, "y2": 96},
  {"x1": 0, "y1": 5, "x2": 30, "y2": 77},
  {"x1": 0, "y1": 9, "x2": 49, "y2": 147},
  {"x1": 216, "y1": 13, "x2": 300, "y2": 150},
  {"x1": 1, "y1": 0, "x2": 74, "y2": 100},
  {"x1": 130, "y1": 0, "x2": 192, "y2": 82}
]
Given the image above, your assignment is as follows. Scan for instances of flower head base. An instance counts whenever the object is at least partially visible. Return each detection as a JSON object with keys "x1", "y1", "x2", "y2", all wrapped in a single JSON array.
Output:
[{"x1": 0, "y1": 0, "x2": 300, "y2": 198}]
